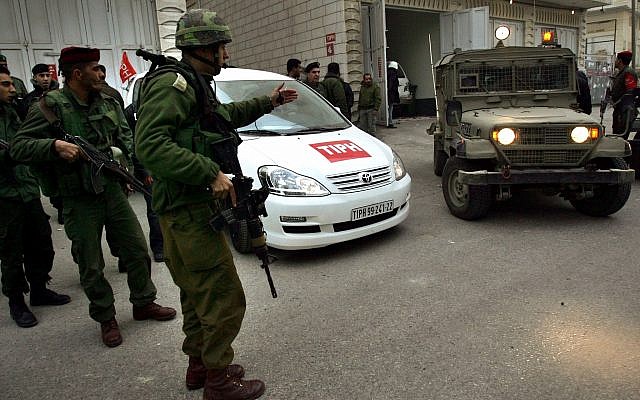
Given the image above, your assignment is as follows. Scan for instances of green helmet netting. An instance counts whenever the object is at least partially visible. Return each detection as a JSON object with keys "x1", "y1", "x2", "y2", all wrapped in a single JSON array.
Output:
[{"x1": 175, "y1": 9, "x2": 232, "y2": 48}]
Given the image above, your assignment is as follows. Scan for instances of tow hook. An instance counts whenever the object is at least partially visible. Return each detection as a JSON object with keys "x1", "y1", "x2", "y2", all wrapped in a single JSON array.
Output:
[{"x1": 501, "y1": 165, "x2": 512, "y2": 179}]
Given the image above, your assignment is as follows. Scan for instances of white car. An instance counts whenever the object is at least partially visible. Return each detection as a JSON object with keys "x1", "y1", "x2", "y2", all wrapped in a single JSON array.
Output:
[{"x1": 126, "y1": 67, "x2": 411, "y2": 251}]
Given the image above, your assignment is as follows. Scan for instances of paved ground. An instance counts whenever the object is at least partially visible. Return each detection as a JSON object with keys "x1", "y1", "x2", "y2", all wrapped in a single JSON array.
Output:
[{"x1": 1, "y1": 108, "x2": 639, "y2": 400}]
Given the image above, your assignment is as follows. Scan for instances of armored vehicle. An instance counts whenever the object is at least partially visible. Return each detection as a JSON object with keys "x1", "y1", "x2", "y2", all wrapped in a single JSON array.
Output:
[{"x1": 428, "y1": 46, "x2": 634, "y2": 220}]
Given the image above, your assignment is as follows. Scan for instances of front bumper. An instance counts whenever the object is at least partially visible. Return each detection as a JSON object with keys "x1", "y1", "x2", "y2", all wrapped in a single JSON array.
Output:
[{"x1": 458, "y1": 168, "x2": 635, "y2": 185}]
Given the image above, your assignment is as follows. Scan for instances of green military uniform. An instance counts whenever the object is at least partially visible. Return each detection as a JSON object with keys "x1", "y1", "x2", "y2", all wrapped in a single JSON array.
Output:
[
  {"x1": 357, "y1": 80, "x2": 381, "y2": 135},
  {"x1": 321, "y1": 72, "x2": 349, "y2": 117},
  {"x1": 135, "y1": 61, "x2": 274, "y2": 369},
  {"x1": 10, "y1": 86, "x2": 157, "y2": 322},
  {"x1": 611, "y1": 64, "x2": 639, "y2": 137},
  {"x1": 0, "y1": 102, "x2": 55, "y2": 297}
]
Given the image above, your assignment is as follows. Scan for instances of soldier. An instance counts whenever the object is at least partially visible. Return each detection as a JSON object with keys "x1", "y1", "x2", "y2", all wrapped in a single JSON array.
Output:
[
  {"x1": 10, "y1": 47, "x2": 176, "y2": 347},
  {"x1": 21, "y1": 63, "x2": 59, "y2": 119},
  {"x1": 286, "y1": 58, "x2": 302, "y2": 79},
  {"x1": 610, "y1": 50, "x2": 638, "y2": 138},
  {"x1": 321, "y1": 62, "x2": 349, "y2": 118},
  {"x1": 0, "y1": 65, "x2": 70, "y2": 328},
  {"x1": 304, "y1": 61, "x2": 326, "y2": 96},
  {"x1": 0, "y1": 54, "x2": 28, "y2": 100},
  {"x1": 135, "y1": 9, "x2": 296, "y2": 400},
  {"x1": 357, "y1": 73, "x2": 381, "y2": 135}
]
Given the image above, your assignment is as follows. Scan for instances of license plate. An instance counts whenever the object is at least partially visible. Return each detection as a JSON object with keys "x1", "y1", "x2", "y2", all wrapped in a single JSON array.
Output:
[{"x1": 351, "y1": 200, "x2": 394, "y2": 221}]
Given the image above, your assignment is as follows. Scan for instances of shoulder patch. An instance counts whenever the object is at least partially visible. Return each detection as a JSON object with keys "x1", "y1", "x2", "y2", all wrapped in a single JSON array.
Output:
[{"x1": 172, "y1": 73, "x2": 188, "y2": 92}]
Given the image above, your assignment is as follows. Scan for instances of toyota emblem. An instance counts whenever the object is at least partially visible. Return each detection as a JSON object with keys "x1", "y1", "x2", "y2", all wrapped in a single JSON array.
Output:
[{"x1": 360, "y1": 172, "x2": 372, "y2": 183}]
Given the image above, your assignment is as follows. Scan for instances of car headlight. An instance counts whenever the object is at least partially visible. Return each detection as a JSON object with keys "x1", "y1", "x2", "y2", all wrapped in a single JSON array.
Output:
[
  {"x1": 492, "y1": 128, "x2": 516, "y2": 145},
  {"x1": 393, "y1": 151, "x2": 406, "y2": 180},
  {"x1": 571, "y1": 126, "x2": 599, "y2": 143},
  {"x1": 258, "y1": 166, "x2": 329, "y2": 196}
]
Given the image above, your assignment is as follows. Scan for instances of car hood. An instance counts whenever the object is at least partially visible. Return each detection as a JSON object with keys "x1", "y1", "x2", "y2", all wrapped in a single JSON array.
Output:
[
  {"x1": 465, "y1": 107, "x2": 599, "y2": 125},
  {"x1": 239, "y1": 127, "x2": 393, "y2": 176}
]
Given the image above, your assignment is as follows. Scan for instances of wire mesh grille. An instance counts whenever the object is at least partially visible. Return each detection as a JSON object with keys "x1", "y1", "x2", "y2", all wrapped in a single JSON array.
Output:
[
  {"x1": 457, "y1": 61, "x2": 571, "y2": 94},
  {"x1": 502, "y1": 149, "x2": 587, "y2": 165}
]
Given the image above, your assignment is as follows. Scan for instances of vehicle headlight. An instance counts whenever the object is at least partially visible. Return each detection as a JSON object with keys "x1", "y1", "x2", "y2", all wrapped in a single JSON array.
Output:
[
  {"x1": 492, "y1": 128, "x2": 516, "y2": 145},
  {"x1": 571, "y1": 126, "x2": 599, "y2": 143},
  {"x1": 258, "y1": 166, "x2": 329, "y2": 196},
  {"x1": 393, "y1": 151, "x2": 406, "y2": 180}
]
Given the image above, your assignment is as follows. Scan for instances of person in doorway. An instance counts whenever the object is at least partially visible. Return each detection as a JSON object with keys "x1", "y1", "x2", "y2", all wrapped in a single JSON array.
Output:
[
  {"x1": 610, "y1": 50, "x2": 638, "y2": 138},
  {"x1": 1, "y1": 65, "x2": 70, "y2": 328},
  {"x1": 10, "y1": 46, "x2": 176, "y2": 347},
  {"x1": 135, "y1": 9, "x2": 297, "y2": 399},
  {"x1": 357, "y1": 73, "x2": 381, "y2": 136},
  {"x1": 286, "y1": 58, "x2": 302, "y2": 80},
  {"x1": 387, "y1": 61, "x2": 400, "y2": 128}
]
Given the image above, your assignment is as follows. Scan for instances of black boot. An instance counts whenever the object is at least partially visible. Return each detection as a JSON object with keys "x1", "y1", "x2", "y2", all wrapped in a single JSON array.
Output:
[
  {"x1": 203, "y1": 368, "x2": 265, "y2": 400},
  {"x1": 30, "y1": 285, "x2": 71, "y2": 306},
  {"x1": 9, "y1": 294, "x2": 38, "y2": 328}
]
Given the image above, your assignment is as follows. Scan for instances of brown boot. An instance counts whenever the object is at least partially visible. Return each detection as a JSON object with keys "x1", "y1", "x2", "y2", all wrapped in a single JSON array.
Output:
[
  {"x1": 100, "y1": 317, "x2": 122, "y2": 347},
  {"x1": 203, "y1": 368, "x2": 265, "y2": 400},
  {"x1": 132, "y1": 302, "x2": 176, "y2": 321},
  {"x1": 186, "y1": 357, "x2": 245, "y2": 390}
]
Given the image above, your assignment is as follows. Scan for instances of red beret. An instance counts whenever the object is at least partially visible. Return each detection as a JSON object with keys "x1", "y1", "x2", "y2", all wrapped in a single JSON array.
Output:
[
  {"x1": 58, "y1": 47, "x2": 100, "y2": 66},
  {"x1": 617, "y1": 50, "x2": 632, "y2": 64}
]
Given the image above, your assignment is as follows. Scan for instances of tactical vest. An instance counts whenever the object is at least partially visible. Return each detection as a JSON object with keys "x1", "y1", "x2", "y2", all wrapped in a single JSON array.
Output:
[
  {"x1": 141, "y1": 61, "x2": 242, "y2": 173},
  {"x1": 38, "y1": 90, "x2": 124, "y2": 196}
]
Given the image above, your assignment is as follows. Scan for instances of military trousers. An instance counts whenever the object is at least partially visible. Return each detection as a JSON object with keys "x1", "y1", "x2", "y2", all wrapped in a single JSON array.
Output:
[
  {"x1": 613, "y1": 105, "x2": 638, "y2": 139},
  {"x1": 357, "y1": 108, "x2": 377, "y2": 135},
  {"x1": 63, "y1": 180, "x2": 156, "y2": 322},
  {"x1": 159, "y1": 201, "x2": 246, "y2": 369},
  {"x1": 0, "y1": 197, "x2": 55, "y2": 297}
]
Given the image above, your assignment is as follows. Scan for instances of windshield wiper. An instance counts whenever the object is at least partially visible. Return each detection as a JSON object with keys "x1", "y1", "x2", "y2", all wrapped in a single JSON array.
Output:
[
  {"x1": 292, "y1": 126, "x2": 344, "y2": 134},
  {"x1": 238, "y1": 129, "x2": 284, "y2": 136}
]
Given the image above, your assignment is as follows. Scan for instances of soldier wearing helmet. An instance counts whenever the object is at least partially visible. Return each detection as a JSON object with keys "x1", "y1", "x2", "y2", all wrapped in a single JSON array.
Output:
[
  {"x1": 611, "y1": 50, "x2": 638, "y2": 137},
  {"x1": 135, "y1": 9, "x2": 297, "y2": 400}
]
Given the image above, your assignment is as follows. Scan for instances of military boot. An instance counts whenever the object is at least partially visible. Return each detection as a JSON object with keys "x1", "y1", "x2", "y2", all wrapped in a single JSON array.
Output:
[
  {"x1": 30, "y1": 283, "x2": 71, "y2": 306},
  {"x1": 202, "y1": 368, "x2": 265, "y2": 400},
  {"x1": 186, "y1": 356, "x2": 245, "y2": 390},
  {"x1": 9, "y1": 294, "x2": 38, "y2": 328}
]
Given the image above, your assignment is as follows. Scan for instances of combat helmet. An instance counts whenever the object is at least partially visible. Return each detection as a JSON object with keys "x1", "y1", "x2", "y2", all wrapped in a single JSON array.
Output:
[{"x1": 175, "y1": 9, "x2": 232, "y2": 49}]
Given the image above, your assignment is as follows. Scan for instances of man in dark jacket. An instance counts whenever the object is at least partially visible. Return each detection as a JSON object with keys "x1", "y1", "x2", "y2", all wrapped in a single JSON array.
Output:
[
  {"x1": 321, "y1": 62, "x2": 349, "y2": 118},
  {"x1": 387, "y1": 61, "x2": 400, "y2": 128},
  {"x1": 576, "y1": 69, "x2": 592, "y2": 115},
  {"x1": 1, "y1": 65, "x2": 70, "y2": 328},
  {"x1": 20, "y1": 64, "x2": 60, "y2": 119},
  {"x1": 610, "y1": 50, "x2": 638, "y2": 138}
]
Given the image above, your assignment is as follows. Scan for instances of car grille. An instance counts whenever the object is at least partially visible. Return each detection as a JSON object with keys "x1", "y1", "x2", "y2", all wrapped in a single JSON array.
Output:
[
  {"x1": 326, "y1": 166, "x2": 392, "y2": 192},
  {"x1": 517, "y1": 127, "x2": 570, "y2": 145},
  {"x1": 502, "y1": 149, "x2": 588, "y2": 166}
]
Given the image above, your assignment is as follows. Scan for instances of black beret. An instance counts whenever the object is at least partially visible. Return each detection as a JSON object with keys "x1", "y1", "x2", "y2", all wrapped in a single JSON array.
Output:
[{"x1": 32, "y1": 63, "x2": 50, "y2": 75}]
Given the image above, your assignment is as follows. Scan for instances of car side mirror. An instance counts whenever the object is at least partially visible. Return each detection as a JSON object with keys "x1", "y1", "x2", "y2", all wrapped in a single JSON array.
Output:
[{"x1": 445, "y1": 100, "x2": 462, "y2": 126}]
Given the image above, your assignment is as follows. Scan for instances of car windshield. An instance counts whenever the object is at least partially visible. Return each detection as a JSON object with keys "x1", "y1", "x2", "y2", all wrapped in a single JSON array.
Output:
[{"x1": 215, "y1": 79, "x2": 350, "y2": 135}]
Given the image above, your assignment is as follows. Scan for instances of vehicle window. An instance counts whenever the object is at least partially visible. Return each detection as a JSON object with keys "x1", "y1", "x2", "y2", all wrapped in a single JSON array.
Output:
[{"x1": 215, "y1": 79, "x2": 350, "y2": 135}]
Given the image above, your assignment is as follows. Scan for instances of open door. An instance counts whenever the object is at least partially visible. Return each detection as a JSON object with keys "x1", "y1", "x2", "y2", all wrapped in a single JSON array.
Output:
[
  {"x1": 440, "y1": 6, "x2": 490, "y2": 56},
  {"x1": 366, "y1": 0, "x2": 389, "y2": 126}
]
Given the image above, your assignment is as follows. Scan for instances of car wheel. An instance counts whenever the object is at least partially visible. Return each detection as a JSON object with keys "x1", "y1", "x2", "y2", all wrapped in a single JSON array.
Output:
[
  {"x1": 433, "y1": 142, "x2": 448, "y2": 177},
  {"x1": 442, "y1": 157, "x2": 492, "y2": 220},
  {"x1": 229, "y1": 220, "x2": 253, "y2": 254},
  {"x1": 570, "y1": 157, "x2": 632, "y2": 217}
]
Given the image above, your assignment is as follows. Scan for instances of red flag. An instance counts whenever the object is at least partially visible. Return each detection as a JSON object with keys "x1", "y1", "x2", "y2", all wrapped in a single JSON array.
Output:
[
  {"x1": 47, "y1": 64, "x2": 58, "y2": 81},
  {"x1": 119, "y1": 51, "x2": 137, "y2": 83}
]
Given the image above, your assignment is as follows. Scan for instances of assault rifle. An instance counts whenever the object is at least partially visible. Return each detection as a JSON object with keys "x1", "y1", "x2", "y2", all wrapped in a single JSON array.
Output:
[
  {"x1": 38, "y1": 99, "x2": 151, "y2": 197},
  {"x1": 135, "y1": 48, "x2": 278, "y2": 298}
]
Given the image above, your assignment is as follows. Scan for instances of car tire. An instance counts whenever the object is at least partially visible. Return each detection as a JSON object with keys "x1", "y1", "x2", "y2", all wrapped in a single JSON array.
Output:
[
  {"x1": 229, "y1": 220, "x2": 253, "y2": 254},
  {"x1": 570, "y1": 157, "x2": 632, "y2": 217},
  {"x1": 442, "y1": 157, "x2": 492, "y2": 220},
  {"x1": 433, "y1": 142, "x2": 448, "y2": 177}
]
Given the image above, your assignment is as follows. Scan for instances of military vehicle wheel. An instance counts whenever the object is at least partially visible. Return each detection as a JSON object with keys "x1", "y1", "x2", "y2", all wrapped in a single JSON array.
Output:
[
  {"x1": 229, "y1": 220, "x2": 252, "y2": 253},
  {"x1": 570, "y1": 157, "x2": 632, "y2": 217},
  {"x1": 433, "y1": 145, "x2": 448, "y2": 177},
  {"x1": 442, "y1": 157, "x2": 492, "y2": 220}
]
